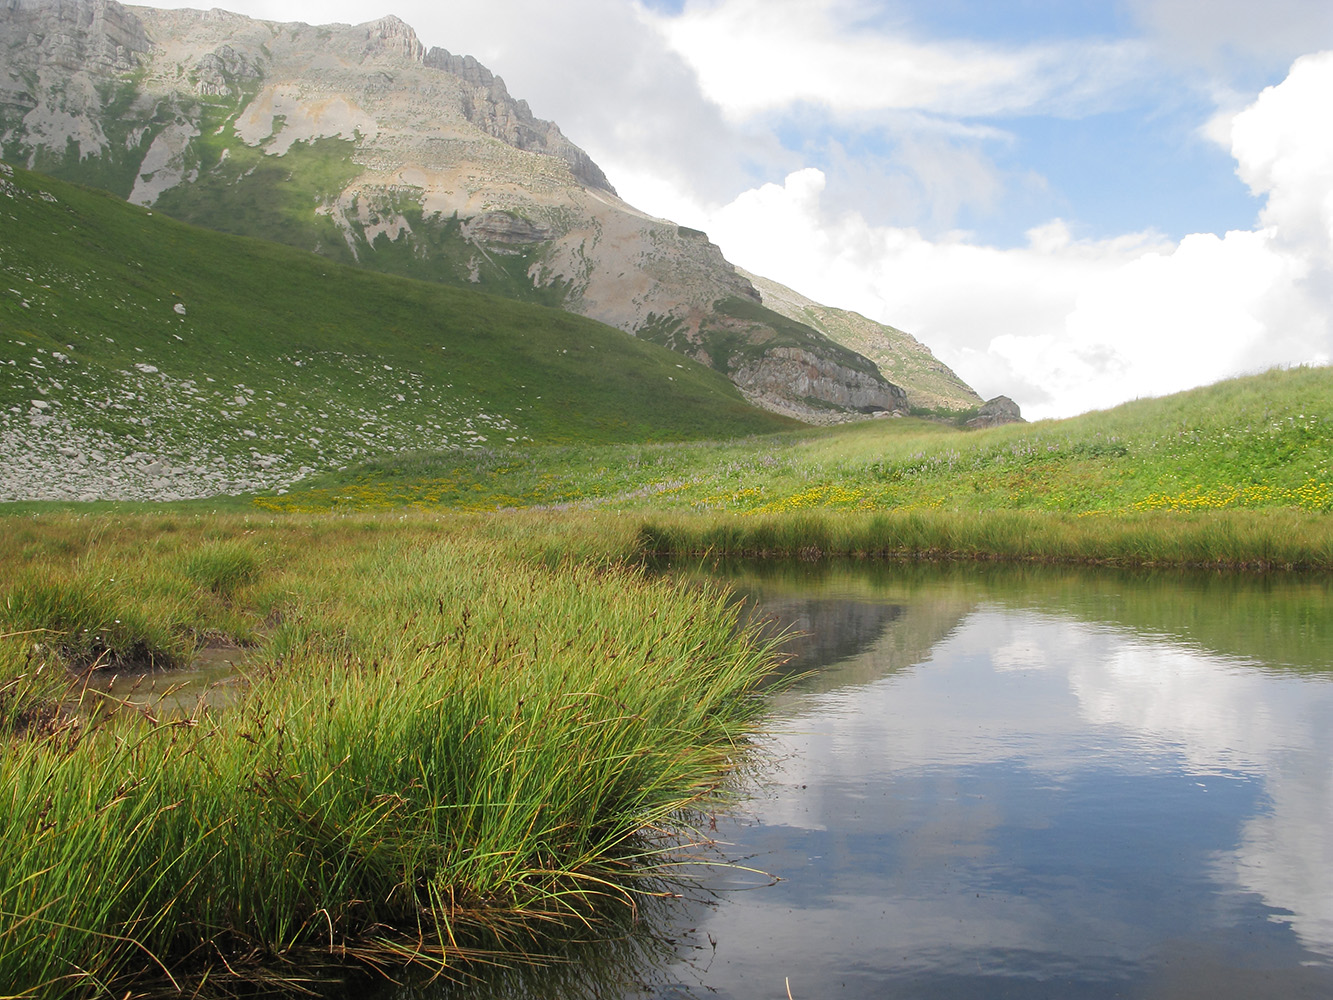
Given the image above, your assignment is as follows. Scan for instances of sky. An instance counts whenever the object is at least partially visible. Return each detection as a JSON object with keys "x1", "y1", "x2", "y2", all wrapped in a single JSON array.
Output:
[{"x1": 147, "y1": 0, "x2": 1333, "y2": 419}]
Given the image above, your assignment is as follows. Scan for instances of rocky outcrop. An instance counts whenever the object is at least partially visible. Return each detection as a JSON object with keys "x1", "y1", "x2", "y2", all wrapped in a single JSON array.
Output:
[
  {"x1": 740, "y1": 267, "x2": 984, "y2": 412},
  {"x1": 190, "y1": 43, "x2": 262, "y2": 97},
  {"x1": 966, "y1": 395, "x2": 1025, "y2": 428},
  {"x1": 363, "y1": 15, "x2": 423, "y2": 64},
  {"x1": 461, "y1": 210, "x2": 551, "y2": 247},
  {"x1": 731, "y1": 346, "x2": 908, "y2": 424}
]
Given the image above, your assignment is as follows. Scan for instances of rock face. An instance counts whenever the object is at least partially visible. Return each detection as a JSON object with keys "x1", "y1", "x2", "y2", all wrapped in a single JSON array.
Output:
[
  {"x1": 0, "y1": 0, "x2": 920, "y2": 420},
  {"x1": 966, "y1": 395, "x2": 1025, "y2": 428},
  {"x1": 460, "y1": 211, "x2": 551, "y2": 246},
  {"x1": 731, "y1": 347, "x2": 907, "y2": 424},
  {"x1": 0, "y1": 0, "x2": 149, "y2": 161},
  {"x1": 422, "y1": 47, "x2": 615, "y2": 195},
  {"x1": 741, "y1": 268, "x2": 983, "y2": 412}
]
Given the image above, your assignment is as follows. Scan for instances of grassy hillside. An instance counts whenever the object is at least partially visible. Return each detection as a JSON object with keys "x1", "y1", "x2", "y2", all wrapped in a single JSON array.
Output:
[
  {"x1": 0, "y1": 162, "x2": 793, "y2": 501},
  {"x1": 255, "y1": 364, "x2": 1333, "y2": 518},
  {"x1": 147, "y1": 128, "x2": 576, "y2": 309}
]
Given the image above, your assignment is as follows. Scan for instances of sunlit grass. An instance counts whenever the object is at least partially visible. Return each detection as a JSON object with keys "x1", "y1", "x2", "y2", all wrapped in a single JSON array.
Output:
[
  {"x1": 254, "y1": 366, "x2": 1333, "y2": 537},
  {"x1": 631, "y1": 507, "x2": 1333, "y2": 570}
]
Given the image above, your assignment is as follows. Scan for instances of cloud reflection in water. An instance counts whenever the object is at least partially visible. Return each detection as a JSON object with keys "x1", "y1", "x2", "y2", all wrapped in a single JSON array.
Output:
[{"x1": 667, "y1": 596, "x2": 1333, "y2": 999}]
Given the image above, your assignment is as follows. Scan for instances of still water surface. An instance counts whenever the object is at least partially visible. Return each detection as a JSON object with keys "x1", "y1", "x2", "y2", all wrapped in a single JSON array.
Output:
[
  {"x1": 638, "y1": 563, "x2": 1333, "y2": 1000},
  {"x1": 391, "y1": 563, "x2": 1333, "y2": 1000},
  {"x1": 75, "y1": 644, "x2": 247, "y2": 716}
]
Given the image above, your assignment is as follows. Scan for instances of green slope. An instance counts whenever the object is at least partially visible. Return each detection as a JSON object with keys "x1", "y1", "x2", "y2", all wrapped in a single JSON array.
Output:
[
  {"x1": 0, "y1": 162, "x2": 794, "y2": 501},
  {"x1": 258, "y1": 364, "x2": 1333, "y2": 516}
]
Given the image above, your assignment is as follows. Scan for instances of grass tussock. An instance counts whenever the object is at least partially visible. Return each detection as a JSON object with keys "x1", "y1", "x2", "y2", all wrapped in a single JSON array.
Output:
[
  {"x1": 0, "y1": 633, "x2": 69, "y2": 737},
  {"x1": 2, "y1": 573, "x2": 191, "y2": 671},
  {"x1": 0, "y1": 513, "x2": 779, "y2": 996},
  {"x1": 181, "y1": 540, "x2": 263, "y2": 598}
]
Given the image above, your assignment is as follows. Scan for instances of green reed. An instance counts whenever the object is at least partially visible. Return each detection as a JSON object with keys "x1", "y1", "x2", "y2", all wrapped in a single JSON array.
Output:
[
  {"x1": 0, "y1": 516, "x2": 779, "y2": 996},
  {"x1": 633, "y1": 508, "x2": 1333, "y2": 570}
]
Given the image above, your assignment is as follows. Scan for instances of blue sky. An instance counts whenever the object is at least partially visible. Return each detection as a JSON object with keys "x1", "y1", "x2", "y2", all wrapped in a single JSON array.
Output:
[
  {"x1": 778, "y1": 0, "x2": 1294, "y2": 246},
  {"x1": 996, "y1": 106, "x2": 1257, "y2": 243},
  {"x1": 759, "y1": 90, "x2": 1261, "y2": 246},
  {"x1": 150, "y1": 0, "x2": 1333, "y2": 417},
  {"x1": 896, "y1": 0, "x2": 1137, "y2": 40}
]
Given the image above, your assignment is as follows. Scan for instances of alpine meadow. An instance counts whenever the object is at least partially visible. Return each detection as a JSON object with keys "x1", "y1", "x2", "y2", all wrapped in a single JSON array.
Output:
[{"x1": 2, "y1": 1, "x2": 1332, "y2": 996}]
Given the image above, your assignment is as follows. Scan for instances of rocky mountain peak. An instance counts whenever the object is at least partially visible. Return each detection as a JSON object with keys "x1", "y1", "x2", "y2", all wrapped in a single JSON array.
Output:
[
  {"x1": 3, "y1": 0, "x2": 147, "y2": 72},
  {"x1": 362, "y1": 14, "x2": 423, "y2": 64},
  {"x1": 424, "y1": 45, "x2": 614, "y2": 195}
]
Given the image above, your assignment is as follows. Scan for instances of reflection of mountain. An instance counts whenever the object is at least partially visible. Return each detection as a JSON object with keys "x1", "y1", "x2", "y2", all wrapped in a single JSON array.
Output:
[
  {"x1": 745, "y1": 597, "x2": 905, "y2": 678},
  {"x1": 679, "y1": 561, "x2": 977, "y2": 695}
]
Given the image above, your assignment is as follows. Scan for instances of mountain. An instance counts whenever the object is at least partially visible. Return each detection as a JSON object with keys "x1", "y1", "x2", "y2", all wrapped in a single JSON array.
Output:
[
  {"x1": 0, "y1": 0, "x2": 982, "y2": 421},
  {"x1": 3, "y1": 0, "x2": 900, "y2": 421},
  {"x1": 0, "y1": 160, "x2": 792, "y2": 502}
]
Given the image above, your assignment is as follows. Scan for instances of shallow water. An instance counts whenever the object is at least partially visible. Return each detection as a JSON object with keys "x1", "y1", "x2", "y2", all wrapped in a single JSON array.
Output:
[
  {"x1": 74, "y1": 644, "x2": 247, "y2": 717},
  {"x1": 372, "y1": 562, "x2": 1333, "y2": 1000}
]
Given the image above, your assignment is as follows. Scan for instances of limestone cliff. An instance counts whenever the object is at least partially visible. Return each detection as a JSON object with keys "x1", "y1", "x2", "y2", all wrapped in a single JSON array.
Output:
[{"x1": 730, "y1": 347, "x2": 907, "y2": 424}]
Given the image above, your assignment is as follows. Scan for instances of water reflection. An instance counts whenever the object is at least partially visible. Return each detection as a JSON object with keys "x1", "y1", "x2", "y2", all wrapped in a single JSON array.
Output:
[
  {"x1": 630, "y1": 564, "x2": 1333, "y2": 999},
  {"x1": 1068, "y1": 630, "x2": 1333, "y2": 964},
  {"x1": 73, "y1": 644, "x2": 247, "y2": 717},
  {"x1": 746, "y1": 595, "x2": 906, "y2": 681}
]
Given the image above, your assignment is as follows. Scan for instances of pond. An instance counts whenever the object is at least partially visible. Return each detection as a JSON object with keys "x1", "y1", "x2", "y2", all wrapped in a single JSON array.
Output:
[{"x1": 382, "y1": 561, "x2": 1333, "y2": 1000}]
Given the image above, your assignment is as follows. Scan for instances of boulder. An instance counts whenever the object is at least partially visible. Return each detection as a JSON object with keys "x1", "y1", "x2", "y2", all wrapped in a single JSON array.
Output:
[{"x1": 966, "y1": 395, "x2": 1025, "y2": 429}]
